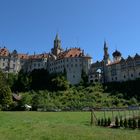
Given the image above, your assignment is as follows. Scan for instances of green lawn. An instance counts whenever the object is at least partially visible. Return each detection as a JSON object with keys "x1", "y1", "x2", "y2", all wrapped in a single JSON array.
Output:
[{"x1": 0, "y1": 111, "x2": 139, "y2": 140}]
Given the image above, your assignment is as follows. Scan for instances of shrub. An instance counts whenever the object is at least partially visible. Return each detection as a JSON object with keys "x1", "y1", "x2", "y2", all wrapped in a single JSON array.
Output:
[
  {"x1": 128, "y1": 119, "x2": 132, "y2": 128},
  {"x1": 115, "y1": 116, "x2": 119, "y2": 127},
  {"x1": 132, "y1": 119, "x2": 137, "y2": 129},
  {"x1": 98, "y1": 118, "x2": 101, "y2": 126},
  {"x1": 124, "y1": 118, "x2": 128, "y2": 128},
  {"x1": 101, "y1": 118, "x2": 104, "y2": 126},
  {"x1": 120, "y1": 116, "x2": 123, "y2": 127},
  {"x1": 107, "y1": 117, "x2": 111, "y2": 126},
  {"x1": 104, "y1": 118, "x2": 107, "y2": 126},
  {"x1": 138, "y1": 118, "x2": 140, "y2": 129},
  {"x1": 0, "y1": 105, "x2": 2, "y2": 111}
]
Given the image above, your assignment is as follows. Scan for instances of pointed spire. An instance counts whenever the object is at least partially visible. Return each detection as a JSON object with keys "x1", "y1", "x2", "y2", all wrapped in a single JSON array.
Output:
[
  {"x1": 55, "y1": 33, "x2": 60, "y2": 40},
  {"x1": 103, "y1": 40, "x2": 110, "y2": 64},
  {"x1": 104, "y1": 40, "x2": 108, "y2": 49}
]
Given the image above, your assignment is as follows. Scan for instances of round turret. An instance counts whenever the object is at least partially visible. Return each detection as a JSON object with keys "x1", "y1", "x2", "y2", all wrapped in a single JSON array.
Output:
[
  {"x1": 112, "y1": 50, "x2": 121, "y2": 57},
  {"x1": 112, "y1": 50, "x2": 122, "y2": 61}
]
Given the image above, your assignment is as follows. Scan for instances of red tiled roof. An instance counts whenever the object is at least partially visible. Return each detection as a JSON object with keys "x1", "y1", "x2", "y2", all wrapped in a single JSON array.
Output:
[
  {"x1": 18, "y1": 54, "x2": 29, "y2": 59},
  {"x1": 58, "y1": 48, "x2": 84, "y2": 59},
  {"x1": 29, "y1": 53, "x2": 49, "y2": 59},
  {"x1": 0, "y1": 47, "x2": 9, "y2": 56},
  {"x1": 18, "y1": 53, "x2": 49, "y2": 60}
]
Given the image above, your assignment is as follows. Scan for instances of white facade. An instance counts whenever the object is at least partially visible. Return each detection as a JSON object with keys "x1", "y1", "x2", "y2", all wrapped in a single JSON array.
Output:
[
  {"x1": 89, "y1": 42, "x2": 140, "y2": 83},
  {"x1": 0, "y1": 35, "x2": 92, "y2": 85},
  {"x1": 47, "y1": 36, "x2": 91, "y2": 84}
]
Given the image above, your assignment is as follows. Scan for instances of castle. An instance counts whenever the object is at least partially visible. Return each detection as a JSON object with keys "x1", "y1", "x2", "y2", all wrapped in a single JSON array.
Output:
[
  {"x1": 0, "y1": 34, "x2": 91, "y2": 85},
  {"x1": 1, "y1": 35, "x2": 140, "y2": 84},
  {"x1": 88, "y1": 41, "x2": 140, "y2": 83}
]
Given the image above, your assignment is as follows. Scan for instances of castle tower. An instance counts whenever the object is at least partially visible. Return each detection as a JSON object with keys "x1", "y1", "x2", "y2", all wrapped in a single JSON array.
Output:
[
  {"x1": 103, "y1": 41, "x2": 110, "y2": 65},
  {"x1": 54, "y1": 33, "x2": 61, "y2": 49},
  {"x1": 51, "y1": 34, "x2": 62, "y2": 56},
  {"x1": 112, "y1": 50, "x2": 122, "y2": 62},
  {"x1": 103, "y1": 41, "x2": 111, "y2": 83}
]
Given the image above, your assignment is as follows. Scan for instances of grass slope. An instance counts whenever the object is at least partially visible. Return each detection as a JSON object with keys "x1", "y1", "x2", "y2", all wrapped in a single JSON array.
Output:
[{"x1": 0, "y1": 111, "x2": 139, "y2": 140}]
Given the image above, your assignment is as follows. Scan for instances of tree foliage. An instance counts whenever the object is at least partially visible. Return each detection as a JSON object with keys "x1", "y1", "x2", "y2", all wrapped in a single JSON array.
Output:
[
  {"x1": 0, "y1": 70, "x2": 12, "y2": 109},
  {"x1": 51, "y1": 75, "x2": 69, "y2": 91},
  {"x1": 1, "y1": 68, "x2": 140, "y2": 111},
  {"x1": 104, "y1": 79, "x2": 140, "y2": 101}
]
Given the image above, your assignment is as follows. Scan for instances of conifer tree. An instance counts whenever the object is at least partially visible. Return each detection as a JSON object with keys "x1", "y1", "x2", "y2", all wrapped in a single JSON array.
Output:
[
  {"x1": 138, "y1": 118, "x2": 140, "y2": 129},
  {"x1": 115, "y1": 116, "x2": 119, "y2": 127},
  {"x1": 98, "y1": 118, "x2": 101, "y2": 126},
  {"x1": 107, "y1": 117, "x2": 111, "y2": 126},
  {"x1": 101, "y1": 118, "x2": 104, "y2": 126},
  {"x1": 120, "y1": 116, "x2": 123, "y2": 127},
  {"x1": 124, "y1": 118, "x2": 128, "y2": 128},
  {"x1": 104, "y1": 118, "x2": 107, "y2": 126},
  {"x1": 132, "y1": 119, "x2": 137, "y2": 129},
  {"x1": 128, "y1": 119, "x2": 132, "y2": 128}
]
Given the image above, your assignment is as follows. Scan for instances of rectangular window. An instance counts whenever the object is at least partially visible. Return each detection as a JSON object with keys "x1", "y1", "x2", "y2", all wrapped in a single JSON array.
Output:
[
  {"x1": 111, "y1": 69, "x2": 117, "y2": 76},
  {"x1": 136, "y1": 60, "x2": 140, "y2": 65},
  {"x1": 121, "y1": 64, "x2": 126, "y2": 69},
  {"x1": 127, "y1": 62, "x2": 134, "y2": 67},
  {"x1": 13, "y1": 64, "x2": 15, "y2": 68}
]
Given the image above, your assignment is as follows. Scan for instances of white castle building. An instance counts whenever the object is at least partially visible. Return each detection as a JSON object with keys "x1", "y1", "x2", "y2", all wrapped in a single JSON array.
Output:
[
  {"x1": 0, "y1": 34, "x2": 92, "y2": 85},
  {"x1": 1, "y1": 36, "x2": 139, "y2": 85},
  {"x1": 89, "y1": 41, "x2": 140, "y2": 83}
]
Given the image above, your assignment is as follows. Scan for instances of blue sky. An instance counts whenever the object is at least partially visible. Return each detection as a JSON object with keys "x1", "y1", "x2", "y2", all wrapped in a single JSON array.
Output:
[{"x1": 0, "y1": 0, "x2": 140, "y2": 61}]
